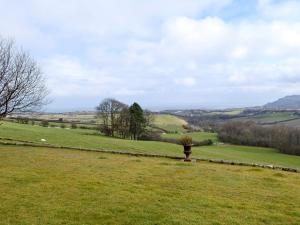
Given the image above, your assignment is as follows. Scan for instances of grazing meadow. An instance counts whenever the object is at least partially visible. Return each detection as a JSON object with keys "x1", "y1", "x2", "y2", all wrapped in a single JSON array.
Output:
[
  {"x1": 1, "y1": 121, "x2": 300, "y2": 169},
  {"x1": 0, "y1": 145, "x2": 300, "y2": 225}
]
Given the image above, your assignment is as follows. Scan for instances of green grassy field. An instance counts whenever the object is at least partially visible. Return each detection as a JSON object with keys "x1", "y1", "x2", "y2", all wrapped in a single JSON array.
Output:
[
  {"x1": 1, "y1": 121, "x2": 300, "y2": 168},
  {"x1": 153, "y1": 114, "x2": 187, "y2": 132},
  {"x1": 162, "y1": 132, "x2": 218, "y2": 143},
  {"x1": 243, "y1": 112, "x2": 300, "y2": 123},
  {"x1": 278, "y1": 118, "x2": 300, "y2": 128},
  {"x1": 0, "y1": 145, "x2": 300, "y2": 225},
  {"x1": 21, "y1": 112, "x2": 98, "y2": 123},
  {"x1": 207, "y1": 109, "x2": 243, "y2": 116}
]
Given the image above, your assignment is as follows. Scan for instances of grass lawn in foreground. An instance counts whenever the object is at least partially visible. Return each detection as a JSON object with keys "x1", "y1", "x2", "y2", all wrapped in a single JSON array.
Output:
[
  {"x1": 1, "y1": 121, "x2": 300, "y2": 168},
  {"x1": 0, "y1": 145, "x2": 300, "y2": 225}
]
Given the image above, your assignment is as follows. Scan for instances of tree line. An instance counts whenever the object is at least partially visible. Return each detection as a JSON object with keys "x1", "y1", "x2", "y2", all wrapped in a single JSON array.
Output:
[
  {"x1": 218, "y1": 121, "x2": 300, "y2": 156},
  {"x1": 96, "y1": 98, "x2": 153, "y2": 140}
]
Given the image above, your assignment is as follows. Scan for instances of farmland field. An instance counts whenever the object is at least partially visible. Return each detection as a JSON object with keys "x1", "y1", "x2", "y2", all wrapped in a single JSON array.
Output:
[
  {"x1": 207, "y1": 109, "x2": 243, "y2": 116},
  {"x1": 0, "y1": 145, "x2": 300, "y2": 225},
  {"x1": 17, "y1": 112, "x2": 98, "y2": 123},
  {"x1": 1, "y1": 121, "x2": 300, "y2": 169},
  {"x1": 153, "y1": 114, "x2": 187, "y2": 132},
  {"x1": 236, "y1": 112, "x2": 300, "y2": 124}
]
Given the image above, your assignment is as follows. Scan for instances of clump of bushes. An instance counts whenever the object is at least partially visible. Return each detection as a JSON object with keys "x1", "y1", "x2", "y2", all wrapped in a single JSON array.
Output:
[
  {"x1": 71, "y1": 123, "x2": 77, "y2": 129},
  {"x1": 193, "y1": 139, "x2": 213, "y2": 146},
  {"x1": 139, "y1": 131, "x2": 161, "y2": 141},
  {"x1": 60, "y1": 123, "x2": 66, "y2": 129},
  {"x1": 40, "y1": 120, "x2": 49, "y2": 127},
  {"x1": 98, "y1": 125, "x2": 112, "y2": 136},
  {"x1": 218, "y1": 121, "x2": 300, "y2": 156},
  {"x1": 17, "y1": 118, "x2": 29, "y2": 124}
]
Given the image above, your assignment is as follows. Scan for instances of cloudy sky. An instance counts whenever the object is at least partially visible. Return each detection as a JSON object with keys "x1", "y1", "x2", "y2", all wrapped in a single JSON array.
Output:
[{"x1": 1, "y1": 0, "x2": 300, "y2": 111}]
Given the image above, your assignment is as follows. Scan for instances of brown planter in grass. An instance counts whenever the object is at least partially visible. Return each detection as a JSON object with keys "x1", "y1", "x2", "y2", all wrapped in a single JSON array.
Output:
[{"x1": 183, "y1": 145, "x2": 192, "y2": 162}]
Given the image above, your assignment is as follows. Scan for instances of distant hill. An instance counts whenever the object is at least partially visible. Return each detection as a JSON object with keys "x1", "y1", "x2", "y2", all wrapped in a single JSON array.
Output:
[{"x1": 264, "y1": 95, "x2": 300, "y2": 110}]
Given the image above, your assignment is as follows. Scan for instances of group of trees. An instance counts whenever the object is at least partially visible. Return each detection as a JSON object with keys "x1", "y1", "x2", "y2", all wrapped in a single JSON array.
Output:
[
  {"x1": 218, "y1": 121, "x2": 300, "y2": 156},
  {"x1": 96, "y1": 98, "x2": 152, "y2": 140},
  {"x1": 0, "y1": 37, "x2": 151, "y2": 141}
]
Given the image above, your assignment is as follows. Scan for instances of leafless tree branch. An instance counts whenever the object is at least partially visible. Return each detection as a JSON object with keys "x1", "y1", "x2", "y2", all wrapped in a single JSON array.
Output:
[{"x1": 0, "y1": 37, "x2": 48, "y2": 118}]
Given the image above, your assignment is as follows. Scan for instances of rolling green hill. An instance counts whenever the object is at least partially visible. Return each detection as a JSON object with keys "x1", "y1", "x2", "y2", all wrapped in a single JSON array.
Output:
[
  {"x1": 153, "y1": 114, "x2": 188, "y2": 132},
  {"x1": 0, "y1": 145, "x2": 299, "y2": 225},
  {"x1": 264, "y1": 95, "x2": 300, "y2": 109},
  {"x1": 1, "y1": 121, "x2": 300, "y2": 168},
  {"x1": 237, "y1": 111, "x2": 300, "y2": 124}
]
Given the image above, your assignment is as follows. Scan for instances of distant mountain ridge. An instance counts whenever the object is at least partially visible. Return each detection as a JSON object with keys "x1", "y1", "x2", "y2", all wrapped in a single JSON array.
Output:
[{"x1": 264, "y1": 95, "x2": 300, "y2": 110}]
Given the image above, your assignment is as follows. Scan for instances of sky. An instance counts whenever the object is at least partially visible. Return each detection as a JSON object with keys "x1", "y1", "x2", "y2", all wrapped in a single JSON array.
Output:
[{"x1": 1, "y1": 0, "x2": 300, "y2": 111}]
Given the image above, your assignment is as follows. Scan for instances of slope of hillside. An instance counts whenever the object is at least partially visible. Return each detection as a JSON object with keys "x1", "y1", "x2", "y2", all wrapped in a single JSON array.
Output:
[
  {"x1": 1, "y1": 145, "x2": 300, "y2": 225},
  {"x1": 153, "y1": 114, "x2": 188, "y2": 132},
  {"x1": 1, "y1": 121, "x2": 300, "y2": 168},
  {"x1": 264, "y1": 95, "x2": 300, "y2": 109}
]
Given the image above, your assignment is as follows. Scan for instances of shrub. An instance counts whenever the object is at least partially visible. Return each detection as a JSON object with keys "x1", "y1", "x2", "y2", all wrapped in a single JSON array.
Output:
[
  {"x1": 98, "y1": 125, "x2": 112, "y2": 136},
  {"x1": 79, "y1": 125, "x2": 87, "y2": 129},
  {"x1": 71, "y1": 123, "x2": 77, "y2": 129},
  {"x1": 178, "y1": 136, "x2": 193, "y2": 146},
  {"x1": 193, "y1": 139, "x2": 213, "y2": 146},
  {"x1": 17, "y1": 118, "x2": 29, "y2": 124},
  {"x1": 139, "y1": 131, "x2": 161, "y2": 141},
  {"x1": 40, "y1": 120, "x2": 49, "y2": 127},
  {"x1": 60, "y1": 123, "x2": 66, "y2": 129}
]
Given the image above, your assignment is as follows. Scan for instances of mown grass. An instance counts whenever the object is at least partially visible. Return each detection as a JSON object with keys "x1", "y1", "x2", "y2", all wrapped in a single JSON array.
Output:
[
  {"x1": 153, "y1": 114, "x2": 187, "y2": 132},
  {"x1": 0, "y1": 145, "x2": 300, "y2": 225},
  {"x1": 193, "y1": 145, "x2": 300, "y2": 169},
  {"x1": 161, "y1": 132, "x2": 218, "y2": 143},
  {"x1": 1, "y1": 122, "x2": 300, "y2": 168}
]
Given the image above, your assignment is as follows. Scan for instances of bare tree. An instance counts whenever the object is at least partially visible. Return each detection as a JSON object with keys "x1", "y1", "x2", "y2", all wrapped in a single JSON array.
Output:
[
  {"x1": 96, "y1": 98, "x2": 127, "y2": 137},
  {"x1": 0, "y1": 37, "x2": 48, "y2": 118},
  {"x1": 144, "y1": 109, "x2": 154, "y2": 127}
]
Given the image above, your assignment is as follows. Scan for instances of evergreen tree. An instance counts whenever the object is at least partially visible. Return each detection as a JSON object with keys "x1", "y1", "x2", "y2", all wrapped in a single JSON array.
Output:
[{"x1": 129, "y1": 102, "x2": 146, "y2": 140}]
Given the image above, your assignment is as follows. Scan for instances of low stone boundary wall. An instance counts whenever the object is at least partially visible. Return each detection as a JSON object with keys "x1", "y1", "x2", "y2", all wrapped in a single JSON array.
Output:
[{"x1": 0, "y1": 138, "x2": 299, "y2": 173}]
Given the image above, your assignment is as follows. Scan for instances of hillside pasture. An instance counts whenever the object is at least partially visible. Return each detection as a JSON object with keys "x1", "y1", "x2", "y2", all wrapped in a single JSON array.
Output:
[
  {"x1": 0, "y1": 145, "x2": 300, "y2": 225},
  {"x1": 1, "y1": 121, "x2": 300, "y2": 168},
  {"x1": 153, "y1": 114, "x2": 188, "y2": 132},
  {"x1": 206, "y1": 109, "x2": 243, "y2": 116},
  {"x1": 237, "y1": 112, "x2": 300, "y2": 124},
  {"x1": 16, "y1": 112, "x2": 98, "y2": 123}
]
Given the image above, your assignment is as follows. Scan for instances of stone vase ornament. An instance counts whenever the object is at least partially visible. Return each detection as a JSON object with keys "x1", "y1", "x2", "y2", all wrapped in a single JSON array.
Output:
[
  {"x1": 183, "y1": 145, "x2": 192, "y2": 162},
  {"x1": 178, "y1": 136, "x2": 193, "y2": 162}
]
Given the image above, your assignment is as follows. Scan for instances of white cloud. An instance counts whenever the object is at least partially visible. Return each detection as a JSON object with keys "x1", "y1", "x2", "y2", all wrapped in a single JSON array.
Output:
[
  {"x1": 43, "y1": 56, "x2": 120, "y2": 97},
  {"x1": 114, "y1": 88, "x2": 145, "y2": 96},
  {"x1": 2, "y1": 0, "x2": 300, "y2": 109},
  {"x1": 174, "y1": 77, "x2": 197, "y2": 87}
]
